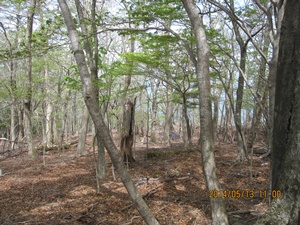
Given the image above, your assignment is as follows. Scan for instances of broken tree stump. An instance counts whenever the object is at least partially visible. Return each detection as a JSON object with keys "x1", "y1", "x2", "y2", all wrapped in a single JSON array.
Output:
[{"x1": 120, "y1": 98, "x2": 136, "y2": 163}]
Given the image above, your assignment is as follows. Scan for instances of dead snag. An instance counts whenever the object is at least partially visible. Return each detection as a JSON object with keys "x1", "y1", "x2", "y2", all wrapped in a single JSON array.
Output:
[{"x1": 120, "y1": 98, "x2": 136, "y2": 163}]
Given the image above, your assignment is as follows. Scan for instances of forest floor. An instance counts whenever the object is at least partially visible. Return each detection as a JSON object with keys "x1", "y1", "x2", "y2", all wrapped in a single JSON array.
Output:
[{"x1": 0, "y1": 134, "x2": 270, "y2": 225}]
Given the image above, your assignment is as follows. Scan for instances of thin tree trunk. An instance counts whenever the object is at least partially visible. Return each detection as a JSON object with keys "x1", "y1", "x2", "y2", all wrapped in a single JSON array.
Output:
[
  {"x1": 58, "y1": 1, "x2": 159, "y2": 224},
  {"x1": 59, "y1": 93, "x2": 69, "y2": 151},
  {"x1": 17, "y1": 108, "x2": 24, "y2": 141},
  {"x1": 45, "y1": 61, "x2": 53, "y2": 148},
  {"x1": 164, "y1": 93, "x2": 172, "y2": 146},
  {"x1": 182, "y1": 94, "x2": 192, "y2": 147},
  {"x1": 213, "y1": 96, "x2": 219, "y2": 143},
  {"x1": 72, "y1": 92, "x2": 77, "y2": 135},
  {"x1": 182, "y1": 106, "x2": 188, "y2": 146},
  {"x1": 235, "y1": 45, "x2": 248, "y2": 162},
  {"x1": 181, "y1": 1, "x2": 229, "y2": 224},
  {"x1": 150, "y1": 80, "x2": 159, "y2": 143},
  {"x1": 248, "y1": 30, "x2": 270, "y2": 149},
  {"x1": 77, "y1": 106, "x2": 90, "y2": 156},
  {"x1": 229, "y1": 0, "x2": 248, "y2": 162}
]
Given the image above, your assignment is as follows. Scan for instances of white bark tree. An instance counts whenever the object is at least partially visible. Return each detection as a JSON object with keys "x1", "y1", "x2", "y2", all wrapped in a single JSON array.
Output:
[{"x1": 181, "y1": 0, "x2": 229, "y2": 224}]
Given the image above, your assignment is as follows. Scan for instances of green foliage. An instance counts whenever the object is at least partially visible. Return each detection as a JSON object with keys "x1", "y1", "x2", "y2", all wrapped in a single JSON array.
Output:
[{"x1": 62, "y1": 65, "x2": 81, "y2": 91}]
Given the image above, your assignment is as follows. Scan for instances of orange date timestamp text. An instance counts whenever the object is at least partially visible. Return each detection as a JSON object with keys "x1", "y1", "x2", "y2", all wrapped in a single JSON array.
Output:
[{"x1": 209, "y1": 189, "x2": 282, "y2": 199}]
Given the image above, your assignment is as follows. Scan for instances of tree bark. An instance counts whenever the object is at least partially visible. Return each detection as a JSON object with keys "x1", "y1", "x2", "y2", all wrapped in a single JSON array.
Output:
[
  {"x1": 181, "y1": 1, "x2": 229, "y2": 224},
  {"x1": 255, "y1": 1, "x2": 300, "y2": 223},
  {"x1": 58, "y1": 1, "x2": 159, "y2": 224}
]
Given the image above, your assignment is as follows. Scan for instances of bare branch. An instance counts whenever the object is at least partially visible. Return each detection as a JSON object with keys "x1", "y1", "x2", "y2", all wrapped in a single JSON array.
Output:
[
  {"x1": 207, "y1": 0, "x2": 269, "y2": 64},
  {"x1": 253, "y1": 0, "x2": 268, "y2": 15}
]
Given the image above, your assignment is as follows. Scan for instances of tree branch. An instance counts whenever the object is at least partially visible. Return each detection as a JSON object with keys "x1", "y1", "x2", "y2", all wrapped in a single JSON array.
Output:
[{"x1": 207, "y1": 0, "x2": 269, "y2": 64}]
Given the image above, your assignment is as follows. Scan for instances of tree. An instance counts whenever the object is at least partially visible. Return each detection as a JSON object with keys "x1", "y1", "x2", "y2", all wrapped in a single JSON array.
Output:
[
  {"x1": 253, "y1": 0, "x2": 286, "y2": 155},
  {"x1": 181, "y1": 0, "x2": 229, "y2": 224},
  {"x1": 24, "y1": 0, "x2": 37, "y2": 157},
  {"x1": 57, "y1": 0, "x2": 159, "y2": 224},
  {"x1": 229, "y1": 0, "x2": 249, "y2": 162},
  {"x1": 255, "y1": 0, "x2": 300, "y2": 224}
]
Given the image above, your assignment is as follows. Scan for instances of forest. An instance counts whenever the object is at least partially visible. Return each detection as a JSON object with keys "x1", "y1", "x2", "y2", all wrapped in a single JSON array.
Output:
[{"x1": 0, "y1": 0, "x2": 300, "y2": 224}]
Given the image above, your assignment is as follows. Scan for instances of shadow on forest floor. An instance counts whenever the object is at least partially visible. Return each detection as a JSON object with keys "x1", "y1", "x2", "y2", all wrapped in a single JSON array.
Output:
[{"x1": 0, "y1": 136, "x2": 269, "y2": 224}]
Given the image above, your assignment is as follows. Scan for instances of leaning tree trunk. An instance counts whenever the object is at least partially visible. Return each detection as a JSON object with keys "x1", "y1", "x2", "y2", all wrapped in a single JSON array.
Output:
[
  {"x1": 181, "y1": 0, "x2": 229, "y2": 224},
  {"x1": 120, "y1": 99, "x2": 136, "y2": 164},
  {"x1": 58, "y1": 1, "x2": 159, "y2": 224},
  {"x1": 255, "y1": 1, "x2": 300, "y2": 223}
]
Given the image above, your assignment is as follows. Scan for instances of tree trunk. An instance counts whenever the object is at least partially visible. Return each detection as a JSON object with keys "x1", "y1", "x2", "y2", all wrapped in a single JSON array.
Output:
[
  {"x1": 229, "y1": 0, "x2": 248, "y2": 162},
  {"x1": 267, "y1": 1, "x2": 285, "y2": 153},
  {"x1": 24, "y1": 0, "x2": 36, "y2": 158},
  {"x1": 150, "y1": 80, "x2": 159, "y2": 143},
  {"x1": 248, "y1": 30, "x2": 269, "y2": 149},
  {"x1": 212, "y1": 87, "x2": 220, "y2": 143},
  {"x1": 182, "y1": 94, "x2": 192, "y2": 148},
  {"x1": 17, "y1": 108, "x2": 24, "y2": 141},
  {"x1": 181, "y1": 1, "x2": 229, "y2": 224},
  {"x1": 45, "y1": 61, "x2": 53, "y2": 148},
  {"x1": 235, "y1": 45, "x2": 248, "y2": 162},
  {"x1": 96, "y1": 134, "x2": 106, "y2": 179},
  {"x1": 120, "y1": 99, "x2": 136, "y2": 164},
  {"x1": 72, "y1": 92, "x2": 77, "y2": 135},
  {"x1": 76, "y1": 106, "x2": 90, "y2": 156},
  {"x1": 182, "y1": 106, "x2": 188, "y2": 146},
  {"x1": 58, "y1": 1, "x2": 159, "y2": 224},
  {"x1": 164, "y1": 76, "x2": 173, "y2": 146},
  {"x1": 255, "y1": 1, "x2": 300, "y2": 223}
]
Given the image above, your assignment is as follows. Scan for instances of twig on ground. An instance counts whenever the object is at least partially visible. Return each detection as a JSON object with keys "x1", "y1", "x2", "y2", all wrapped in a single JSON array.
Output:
[{"x1": 121, "y1": 215, "x2": 141, "y2": 225}]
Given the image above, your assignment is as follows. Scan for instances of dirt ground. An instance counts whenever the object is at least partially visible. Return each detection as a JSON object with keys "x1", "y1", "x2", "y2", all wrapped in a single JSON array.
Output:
[{"x1": 0, "y1": 135, "x2": 270, "y2": 225}]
